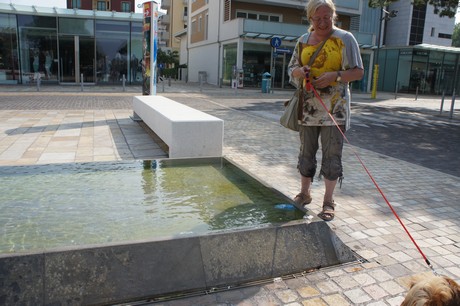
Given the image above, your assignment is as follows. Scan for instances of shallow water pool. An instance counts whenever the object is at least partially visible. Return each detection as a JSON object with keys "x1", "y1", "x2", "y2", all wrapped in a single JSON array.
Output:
[{"x1": 0, "y1": 158, "x2": 303, "y2": 253}]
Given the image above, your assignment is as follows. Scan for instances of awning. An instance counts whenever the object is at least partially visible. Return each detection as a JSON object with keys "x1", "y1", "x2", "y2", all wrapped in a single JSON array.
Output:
[
  {"x1": 240, "y1": 32, "x2": 299, "y2": 42},
  {"x1": 415, "y1": 43, "x2": 460, "y2": 54}
]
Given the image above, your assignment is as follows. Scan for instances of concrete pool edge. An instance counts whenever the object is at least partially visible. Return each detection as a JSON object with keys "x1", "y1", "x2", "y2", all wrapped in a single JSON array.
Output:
[{"x1": 0, "y1": 218, "x2": 358, "y2": 305}]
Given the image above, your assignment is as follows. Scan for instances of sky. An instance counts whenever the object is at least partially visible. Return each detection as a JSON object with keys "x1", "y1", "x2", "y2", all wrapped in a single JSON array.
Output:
[{"x1": 2, "y1": 0, "x2": 459, "y2": 23}]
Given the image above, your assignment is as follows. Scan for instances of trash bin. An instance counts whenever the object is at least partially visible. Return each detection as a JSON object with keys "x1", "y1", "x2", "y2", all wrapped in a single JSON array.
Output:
[{"x1": 261, "y1": 72, "x2": 271, "y2": 93}]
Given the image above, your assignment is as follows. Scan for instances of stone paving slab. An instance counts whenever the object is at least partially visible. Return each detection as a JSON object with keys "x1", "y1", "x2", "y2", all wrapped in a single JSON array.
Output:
[{"x1": 0, "y1": 82, "x2": 459, "y2": 305}]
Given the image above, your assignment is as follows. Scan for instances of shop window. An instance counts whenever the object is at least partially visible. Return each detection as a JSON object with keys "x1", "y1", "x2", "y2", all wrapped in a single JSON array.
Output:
[
  {"x1": 95, "y1": 20, "x2": 129, "y2": 83},
  {"x1": 0, "y1": 14, "x2": 19, "y2": 83}
]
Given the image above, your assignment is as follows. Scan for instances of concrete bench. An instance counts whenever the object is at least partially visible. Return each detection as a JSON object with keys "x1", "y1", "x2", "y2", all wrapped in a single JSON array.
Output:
[{"x1": 133, "y1": 95, "x2": 224, "y2": 158}]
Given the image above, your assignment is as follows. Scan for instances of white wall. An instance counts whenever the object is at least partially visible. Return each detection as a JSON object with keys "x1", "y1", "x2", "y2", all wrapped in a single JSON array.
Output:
[
  {"x1": 387, "y1": 2, "x2": 455, "y2": 47},
  {"x1": 423, "y1": 7, "x2": 454, "y2": 46},
  {"x1": 386, "y1": 2, "x2": 412, "y2": 46},
  {"x1": 188, "y1": 44, "x2": 220, "y2": 84}
]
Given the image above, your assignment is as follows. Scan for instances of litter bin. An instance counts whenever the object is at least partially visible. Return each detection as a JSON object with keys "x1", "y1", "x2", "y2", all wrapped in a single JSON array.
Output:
[{"x1": 261, "y1": 72, "x2": 271, "y2": 93}]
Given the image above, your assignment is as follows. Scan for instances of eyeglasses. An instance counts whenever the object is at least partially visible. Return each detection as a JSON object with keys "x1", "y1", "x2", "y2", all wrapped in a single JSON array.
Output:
[{"x1": 310, "y1": 15, "x2": 332, "y2": 23}]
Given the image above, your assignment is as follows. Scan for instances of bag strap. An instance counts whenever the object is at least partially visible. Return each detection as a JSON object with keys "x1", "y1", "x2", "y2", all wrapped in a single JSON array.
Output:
[
  {"x1": 306, "y1": 30, "x2": 334, "y2": 68},
  {"x1": 296, "y1": 30, "x2": 334, "y2": 122}
]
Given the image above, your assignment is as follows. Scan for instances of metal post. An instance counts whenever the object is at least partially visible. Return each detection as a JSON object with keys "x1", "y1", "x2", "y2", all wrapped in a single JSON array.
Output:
[
  {"x1": 36, "y1": 74, "x2": 40, "y2": 92},
  {"x1": 394, "y1": 81, "x2": 399, "y2": 100},
  {"x1": 168, "y1": 76, "x2": 171, "y2": 86},
  {"x1": 415, "y1": 86, "x2": 418, "y2": 101},
  {"x1": 440, "y1": 89, "x2": 445, "y2": 114},
  {"x1": 450, "y1": 89, "x2": 456, "y2": 119},
  {"x1": 80, "y1": 73, "x2": 84, "y2": 91},
  {"x1": 122, "y1": 74, "x2": 126, "y2": 92},
  {"x1": 371, "y1": 7, "x2": 383, "y2": 99}
]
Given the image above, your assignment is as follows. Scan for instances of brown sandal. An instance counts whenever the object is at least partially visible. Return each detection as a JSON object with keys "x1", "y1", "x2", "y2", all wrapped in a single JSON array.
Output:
[
  {"x1": 294, "y1": 193, "x2": 312, "y2": 207},
  {"x1": 318, "y1": 201, "x2": 335, "y2": 221}
]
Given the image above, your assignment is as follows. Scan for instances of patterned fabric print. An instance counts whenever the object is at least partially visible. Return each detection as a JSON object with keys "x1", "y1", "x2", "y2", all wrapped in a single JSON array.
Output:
[{"x1": 300, "y1": 37, "x2": 347, "y2": 127}]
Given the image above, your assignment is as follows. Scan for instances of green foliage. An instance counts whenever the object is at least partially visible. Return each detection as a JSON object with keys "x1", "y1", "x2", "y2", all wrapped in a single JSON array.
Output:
[
  {"x1": 368, "y1": 0, "x2": 399, "y2": 7},
  {"x1": 452, "y1": 23, "x2": 460, "y2": 47},
  {"x1": 157, "y1": 49, "x2": 179, "y2": 66},
  {"x1": 162, "y1": 68, "x2": 177, "y2": 78},
  {"x1": 414, "y1": 0, "x2": 459, "y2": 18},
  {"x1": 369, "y1": 0, "x2": 459, "y2": 18}
]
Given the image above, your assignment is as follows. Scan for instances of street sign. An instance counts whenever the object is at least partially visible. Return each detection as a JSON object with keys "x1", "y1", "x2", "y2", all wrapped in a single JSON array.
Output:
[
  {"x1": 275, "y1": 48, "x2": 292, "y2": 54},
  {"x1": 270, "y1": 37, "x2": 282, "y2": 48}
]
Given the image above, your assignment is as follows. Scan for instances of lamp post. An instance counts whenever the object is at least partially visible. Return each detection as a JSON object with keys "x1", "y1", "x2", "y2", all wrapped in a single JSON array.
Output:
[{"x1": 371, "y1": 7, "x2": 397, "y2": 99}]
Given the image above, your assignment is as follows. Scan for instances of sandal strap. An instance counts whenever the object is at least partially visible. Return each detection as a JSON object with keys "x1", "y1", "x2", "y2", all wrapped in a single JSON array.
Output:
[{"x1": 322, "y1": 202, "x2": 335, "y2": 214}]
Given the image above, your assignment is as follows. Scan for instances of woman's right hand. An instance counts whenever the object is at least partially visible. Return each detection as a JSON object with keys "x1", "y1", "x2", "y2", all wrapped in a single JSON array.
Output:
[{"x1": 293, "y1": 66, "x2": 308, "y2": 79}]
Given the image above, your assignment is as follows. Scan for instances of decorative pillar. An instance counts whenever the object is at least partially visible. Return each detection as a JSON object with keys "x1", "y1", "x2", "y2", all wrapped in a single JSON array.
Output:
[{"x1": 142, "y1": 1, "x2": 159, "y2": 95}]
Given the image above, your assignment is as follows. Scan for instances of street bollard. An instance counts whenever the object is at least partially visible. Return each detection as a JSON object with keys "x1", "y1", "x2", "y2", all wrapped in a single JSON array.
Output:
[
  {"x1": 81, "y1": 73, "x2": 84, "y2": 91},
  {"x1": 168, "y1": 76, "x2": 171, "y2": 87},
  {"x1": 450, "y1": 89, "x2": 456, "y2": 119},
  {"x1": 122, "y1": 74, "x2": 126, "y2": 92},
  {"x1": 415, "y1": 86, "x2": 418, "y2": 101},
  {"x1": 36, "y1": 74, "x2": 40, "y2": 92},
  {"x1": 440, "y1": 89, "x2": 445, "y2": 114},
  {"x1": 394, "y1": 82, "x2": 399, "y2": 100}
]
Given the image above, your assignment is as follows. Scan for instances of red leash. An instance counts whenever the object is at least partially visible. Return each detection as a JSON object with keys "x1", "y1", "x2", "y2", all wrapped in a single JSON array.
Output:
[{"x1": 305, "y1": 75, "x2": 436, "y2": 274}]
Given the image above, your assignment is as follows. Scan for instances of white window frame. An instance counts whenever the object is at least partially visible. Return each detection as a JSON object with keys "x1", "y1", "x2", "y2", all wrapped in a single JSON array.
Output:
[{"x1": 235, "y1": 10, "x2": 282, "y2": 22}]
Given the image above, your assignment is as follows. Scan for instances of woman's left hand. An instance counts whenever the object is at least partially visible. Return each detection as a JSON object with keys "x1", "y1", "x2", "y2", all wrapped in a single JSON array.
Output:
[{"x1": 311, "y1": 71, "x2": 336, "y2": 88}]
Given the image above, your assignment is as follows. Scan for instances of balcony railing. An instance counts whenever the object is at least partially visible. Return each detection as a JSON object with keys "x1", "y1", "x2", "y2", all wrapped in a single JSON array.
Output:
[{"x1": 220, "y1": 18, "x2": 374, "y2": 48}]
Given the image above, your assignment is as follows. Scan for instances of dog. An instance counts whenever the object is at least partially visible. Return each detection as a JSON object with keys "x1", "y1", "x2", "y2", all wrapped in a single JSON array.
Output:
[{"x1": 401, "y1": 274, "x2": 460, "y2": 306}]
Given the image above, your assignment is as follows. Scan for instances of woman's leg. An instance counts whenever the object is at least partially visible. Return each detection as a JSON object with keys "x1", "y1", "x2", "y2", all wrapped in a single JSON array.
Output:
[
  {"x1": 318, "y1": 126, "x2": 344, "y2": 220},
  {"x1": 295, "y1": 126, "x2": 320, "y2": 206}
]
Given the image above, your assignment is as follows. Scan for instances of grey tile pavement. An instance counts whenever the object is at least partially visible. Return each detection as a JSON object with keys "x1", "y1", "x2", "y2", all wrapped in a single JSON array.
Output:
[{"x1": 0, "y1": 82, "x2": 459, "y2": 305}]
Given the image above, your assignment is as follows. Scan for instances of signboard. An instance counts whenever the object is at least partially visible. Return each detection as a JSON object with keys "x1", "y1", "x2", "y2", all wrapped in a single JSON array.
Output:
[
  {"x1": 270, "y1": 37, "x2": 282, "y2": 48},
  {"x1": 142, "y1": 1, "x2": 159, "y2": 95},
  {"x1": 275, "y1": 48, "x2": 292, "y2": 54}
]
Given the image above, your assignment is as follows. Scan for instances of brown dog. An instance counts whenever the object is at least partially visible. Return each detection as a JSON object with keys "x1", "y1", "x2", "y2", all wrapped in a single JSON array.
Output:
[{"x1": 401, "y1": 274, "x2": 460, "y2": 306}]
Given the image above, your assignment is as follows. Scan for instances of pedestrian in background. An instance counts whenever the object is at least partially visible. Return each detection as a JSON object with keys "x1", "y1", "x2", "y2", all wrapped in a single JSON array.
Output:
[{"x1": 288, "y1": 0, "x2": 364, "y2": 221}]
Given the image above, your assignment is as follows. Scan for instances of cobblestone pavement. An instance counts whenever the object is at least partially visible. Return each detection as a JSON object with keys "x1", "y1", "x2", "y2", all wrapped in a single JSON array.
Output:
[{"x1": 0, "y1": 82, "x2": 459, "y2": 305}]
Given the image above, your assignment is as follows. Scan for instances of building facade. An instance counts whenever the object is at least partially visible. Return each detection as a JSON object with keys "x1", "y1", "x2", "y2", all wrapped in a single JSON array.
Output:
[
  {"x1": 374, "y1": 2, "x2": 459, "y2": 94},
  {"x1": 67, "y1": 0, "x2": 135, "y2": 13},
  {"x1": 0, "y1": 0, "x2": 459, "y2": 94},
  {"x1": 158, "y1": 0, "x2": 188, "y2": 51},
  {"x1": 0, "y1": 3, "x2": 142, "y2": 85},
  {"x1": 180, "y1": 0, "x2": 459, "y2": 94},
  {"x1": 182, "y1": 0, "x2": 376, "y2": 91}
]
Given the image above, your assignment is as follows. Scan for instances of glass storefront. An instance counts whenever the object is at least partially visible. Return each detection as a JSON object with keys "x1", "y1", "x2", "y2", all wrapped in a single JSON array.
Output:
[
  {"x1": 376, "y1": 47, "x2": 459, "y2": 95},
  {"x1": 222, "y1": 43, "x2": 237, "y2": 87},
  {"x1": 0, "y1": 10, "x2": 142, "y2": 85},
  {"x1": 95, "y1": 20, "x2": 129, "y2": 84},
  {"x1": 58, "y1": 18, "x2": 94, "y2": 83},
  {"x1": 242, "y1": 43, "x2": 270, "y2": 88},
  {"x1": 0, "y1": 14, "x2": 19, "y2": 83},
  {"x1": 18, "y1": 15, "x2": 58, "y2": 84}
]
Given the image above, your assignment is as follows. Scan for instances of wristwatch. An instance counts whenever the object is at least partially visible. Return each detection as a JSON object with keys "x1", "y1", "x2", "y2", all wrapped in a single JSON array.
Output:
[{"x1": 336, "y1": 71, "x2": 342, "y2": 82}]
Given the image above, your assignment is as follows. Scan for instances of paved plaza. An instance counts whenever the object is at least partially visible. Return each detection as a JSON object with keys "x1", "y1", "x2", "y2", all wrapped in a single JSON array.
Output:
[{"x1": 0, "y1": 82, "x2": 459, "y2": 305}]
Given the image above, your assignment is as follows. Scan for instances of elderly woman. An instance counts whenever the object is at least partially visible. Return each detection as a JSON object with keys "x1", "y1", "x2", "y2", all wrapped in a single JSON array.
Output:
[{"x1": 288, "y1": 0, "x2": 364, "y2": 221}]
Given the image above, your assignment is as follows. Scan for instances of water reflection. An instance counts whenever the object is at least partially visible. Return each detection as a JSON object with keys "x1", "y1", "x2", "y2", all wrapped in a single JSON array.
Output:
[{"x1": 0, "y1": 158, "x2": 302, "y2": 254}]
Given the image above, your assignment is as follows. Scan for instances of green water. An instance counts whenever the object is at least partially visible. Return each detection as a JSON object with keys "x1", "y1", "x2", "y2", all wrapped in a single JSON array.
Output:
[{"x1": 0, "y1": 158, "x2": 302, "y2": 254}]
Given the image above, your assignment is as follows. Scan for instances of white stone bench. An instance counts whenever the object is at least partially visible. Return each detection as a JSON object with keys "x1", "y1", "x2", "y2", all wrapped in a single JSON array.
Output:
[{"x1": 133, "y1": 95, "x2": 224, "y2": 158}]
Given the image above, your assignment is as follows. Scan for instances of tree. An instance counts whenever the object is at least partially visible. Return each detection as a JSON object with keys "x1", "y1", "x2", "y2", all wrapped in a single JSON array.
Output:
[
  {"x1": 369, "y1": 0, "x2": 459, "y2": 18},
  {"x1": 452, "y1": 23, "x2": 460, "y2": 47}
]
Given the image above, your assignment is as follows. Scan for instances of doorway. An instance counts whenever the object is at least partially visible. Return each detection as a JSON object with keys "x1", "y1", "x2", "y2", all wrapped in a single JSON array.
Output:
[{"x1": 59, "y1": 35, "x2": 95, "y2": 84}]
